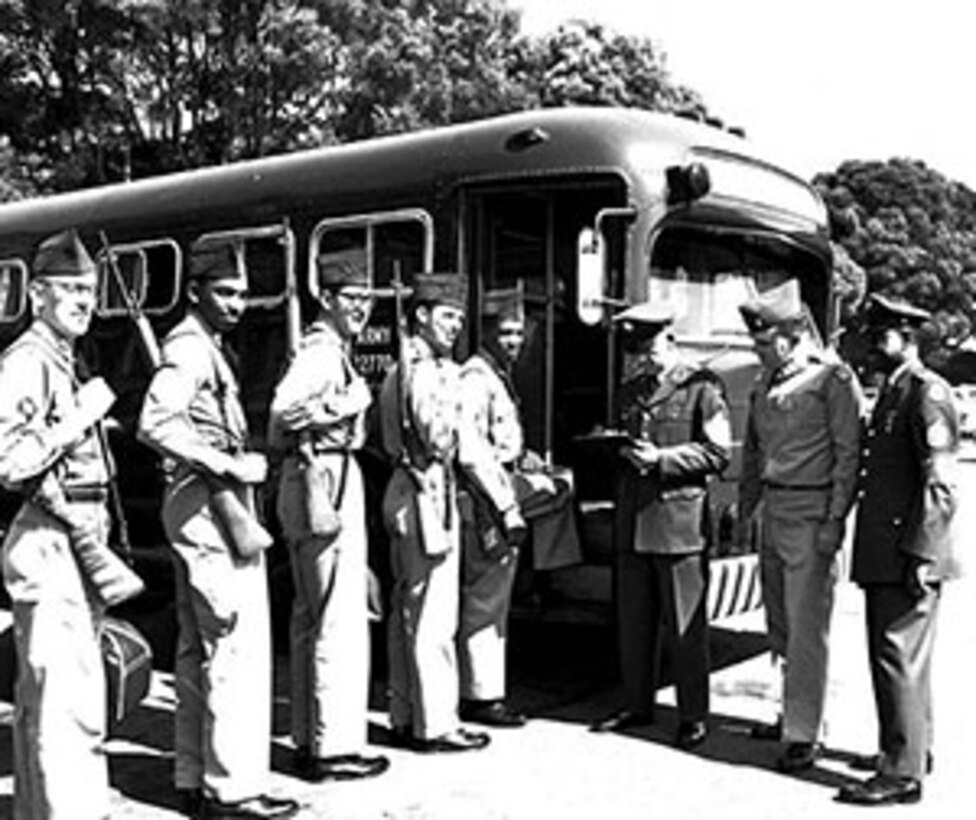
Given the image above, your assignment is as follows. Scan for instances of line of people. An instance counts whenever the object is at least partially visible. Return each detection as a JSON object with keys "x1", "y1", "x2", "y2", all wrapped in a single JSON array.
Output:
[
  {"x1": 589, "y1": 279, "x2": 959, "y2": 808},
  {"x1": 0, "y1": 229, "x2": 582, "y2": 819},
  {"x1": 0, "y1": 228, "x2": 959, "y2": 818}
]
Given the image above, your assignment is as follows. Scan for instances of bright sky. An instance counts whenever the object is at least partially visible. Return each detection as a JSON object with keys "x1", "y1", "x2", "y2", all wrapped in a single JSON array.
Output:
[{"x1": 513, "y1": 0, "x2": 975, "y2": 190}]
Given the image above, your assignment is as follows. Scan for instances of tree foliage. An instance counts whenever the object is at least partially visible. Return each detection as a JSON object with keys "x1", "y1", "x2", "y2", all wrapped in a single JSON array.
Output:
[
  {"x1": 815, "y1": 159, "x2": 976, "y2": 373},
  {"x1": 0, "y1": 0, "x2": 708, "y2": 190}
]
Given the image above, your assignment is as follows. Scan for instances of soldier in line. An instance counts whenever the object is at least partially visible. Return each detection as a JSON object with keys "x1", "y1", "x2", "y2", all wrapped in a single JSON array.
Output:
[
  {"x1": 838, "y1": 295, "x2": 959, "y2": 806},
  {"x1": 267, "y1": 249, "x2": 390, "y2": 782},
  {"x1": 590, "y1": 304, "x2": 731, "y2": 748},
  {"x1": 378, "y1": 271, "x2": 490, "y2": 753},
  {"x1": 737, "y1": 280, "x2": 863, "y2": 773},
  {"x1": 138, "y1": 242, "x2": 299, "y2": 819},
  {"x1": 0, "y1": 229, "x2": 141, "y2": 819},
  {"x1": 455, "y1": 286, "x2": 535, "y2": 729}
]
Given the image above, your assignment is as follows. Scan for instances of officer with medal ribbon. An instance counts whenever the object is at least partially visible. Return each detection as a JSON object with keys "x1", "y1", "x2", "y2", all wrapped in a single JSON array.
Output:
[
  {"x1": 378, "y1": 271, "x2": 490, "y2": 753},
  {"x1": 737, "y1": 279, "x2": 863, "y2": 773},
  {"x1": 590, "y1": 303, "x2": 731, "y2": 748},
  {"x1": 0, "y1": 228, "x2": 143, "y2": 819},
  {"x1": 268, "y1": 248, "x2": 389, "y2": 782},
  {"x1": 837, "y1": 295, "x2": 959, "y2": 807},
  {"x1": 138, "y1": 241, "x2": 299, "y2": 819}
]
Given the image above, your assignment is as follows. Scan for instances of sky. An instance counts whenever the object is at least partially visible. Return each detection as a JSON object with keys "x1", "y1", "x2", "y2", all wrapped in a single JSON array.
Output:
[{"x1": 513, "y1": 0, "x2": 975, "y2": 189}]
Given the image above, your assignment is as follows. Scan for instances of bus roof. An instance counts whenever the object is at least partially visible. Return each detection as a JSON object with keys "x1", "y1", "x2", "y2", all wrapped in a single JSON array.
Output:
[{"x1": 0, "y1": 107, "x2": 824, "y2": 249}]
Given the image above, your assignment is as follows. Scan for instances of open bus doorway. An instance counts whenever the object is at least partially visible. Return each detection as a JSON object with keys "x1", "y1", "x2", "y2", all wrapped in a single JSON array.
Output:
[{"x1": 461, "y1": 179, "x2": 627, "y2": 480}]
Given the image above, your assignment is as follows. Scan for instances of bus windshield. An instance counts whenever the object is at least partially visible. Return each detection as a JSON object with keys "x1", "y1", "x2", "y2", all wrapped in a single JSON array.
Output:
[{"x1": 647, "y1": 225, "x2": 829, "y2": 343}]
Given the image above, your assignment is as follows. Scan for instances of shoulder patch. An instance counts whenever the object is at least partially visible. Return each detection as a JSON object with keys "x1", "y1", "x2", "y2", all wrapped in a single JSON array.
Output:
[
  {"x1": 830, "y1": 364, "x2": 852, "y2": 383},
  {"x1": 925, "y1": 380, "x2": 951, "y2": 404}
]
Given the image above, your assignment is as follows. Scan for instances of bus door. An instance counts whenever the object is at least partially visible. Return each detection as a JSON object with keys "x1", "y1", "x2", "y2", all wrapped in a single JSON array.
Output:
[{"x1": 459, "y1": 178, "x2": 628, "y2": 497}]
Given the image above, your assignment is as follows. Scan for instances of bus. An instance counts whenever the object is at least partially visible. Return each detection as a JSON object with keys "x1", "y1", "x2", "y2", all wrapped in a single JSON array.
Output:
[{"x1": 0, "y1": 106, "x2": 834, "y2": 658}]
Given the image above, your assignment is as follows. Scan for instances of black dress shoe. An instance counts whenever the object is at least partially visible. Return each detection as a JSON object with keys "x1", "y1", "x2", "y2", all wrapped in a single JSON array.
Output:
[
  {"x1": 837, "y1": 774, "x2": 922, "y2": 806},
  {"x1": 413, "y1": 727, "x2": 491, "y2": 753},
  {"x1": 199, "y1": 793, "x2": 300, "y2": 819},
  {"x1": 674, "y1": 720, "x2": 708, "y2": 750},
  {"x1": 386, "y1": 726, "x2": 418, "y2": 750},
  {"x1": 589, "y1": 709, "x2": 654, "y2": 733},
  {"x1": 176, "y1": 788, "x2": 204, "y2": 817},
  {"x1": 459, "y1": 699, "x2": 527, "y2": 728},
  {"x1": 849, "y1": 750, "x2": 933, "y2": 775},
  {"x1": 295, "y1": 750, "x2": 390, "y2": 782},
  {"x1": 750, "y1": 718, "x2": 782, "y2": 741},
  {"x1": 776, "y1": 742, "x2": 822, "y2": 773}
]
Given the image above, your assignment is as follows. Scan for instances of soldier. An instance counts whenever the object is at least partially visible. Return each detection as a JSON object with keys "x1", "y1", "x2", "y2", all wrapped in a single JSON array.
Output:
[
  {"x1": 268, "y1": 249, "x2": 390, "y2": 782},
  {"x1": 837, "y1": 295, "x2": 959, "y2": 806},
  {"x1": 455, "y1": 286, "x2": 548, "y2": 729},
  {"x1": 138, "y1": 241, "x2": 299, "y2": 819},
  {"x1": 738, "y1": 279, "x2": 862, "y2": 773},
  {"x1": 378, "y1": 271, "x2": 490, "y2": 753},
  {"x1": 590, "y1": 304, "x2": 731, "y2": 748},
  {"x1": 0, "y1": 228, "x2": 142, "y2": 819}
]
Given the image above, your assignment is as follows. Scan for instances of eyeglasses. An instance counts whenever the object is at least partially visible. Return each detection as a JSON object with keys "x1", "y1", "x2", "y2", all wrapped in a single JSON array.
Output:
[{"x1": 336, "y1": 289, "x2": 373, "y2": 305}]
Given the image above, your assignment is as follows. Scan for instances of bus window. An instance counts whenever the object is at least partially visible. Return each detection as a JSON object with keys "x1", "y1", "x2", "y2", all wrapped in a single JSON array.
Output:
[
  {"x1": 310, "y1": 210, "x2": 433, "y2": 383},
  {"x1": 97, "y1": 240, "x2": 181, "y2": 317},
  {"x1": 0, "y1": 260, "x2": 28, "y2": 322},
  {"x1": 241, "y1": 235, "x2": 287, "y2": 306}
]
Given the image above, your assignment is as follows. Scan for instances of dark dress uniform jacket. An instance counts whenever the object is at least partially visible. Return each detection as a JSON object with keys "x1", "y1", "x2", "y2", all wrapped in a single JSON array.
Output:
[
  {"x1": 616, "y1": 363, "x2": 730, "y2": 554},
  {"x1": 852, "y1": 361, "x2": 959, "y2": 585}
]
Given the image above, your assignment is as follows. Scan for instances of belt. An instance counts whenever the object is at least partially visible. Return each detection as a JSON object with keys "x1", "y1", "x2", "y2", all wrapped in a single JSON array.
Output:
[
  {"x1": 63, "y1": 485, "x2": 110, "y2": 503},
  {"x1": 762, "y1": 480, "x2": 831, "y2": 492}
]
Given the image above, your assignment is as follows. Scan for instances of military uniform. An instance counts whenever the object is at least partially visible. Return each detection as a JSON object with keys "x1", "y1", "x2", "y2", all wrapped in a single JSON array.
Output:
[
  {"x1": 613, "y1": 352, "x2": 731, "y2": 732},
  {"x1": 849, "y1": 298, "x2": 959, "y2": 787},
  {"x1": 740, "y1": 336, "x2": 862, "y2": 748},
  {"x1": 0, "y1": 230, "x2": 115, "y2": 820},
  {"x1": 137, "y1": 252, "x2": 277, "y2": 808},
  {"x1": 269, "y1": 316, "x2": 373, "y2": 761}
]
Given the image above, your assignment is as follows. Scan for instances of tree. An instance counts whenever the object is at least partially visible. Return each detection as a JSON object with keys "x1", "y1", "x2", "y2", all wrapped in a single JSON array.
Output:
[{"x1": 816, "y1": 159, "x2": 976, "y2": 372}]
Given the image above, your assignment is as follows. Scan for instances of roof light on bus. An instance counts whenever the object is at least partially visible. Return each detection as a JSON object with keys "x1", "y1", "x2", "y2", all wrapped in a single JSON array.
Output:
[
  {"x1": 665, "y1": 162, "x2": 711, "y2": 206},
  {"x1": 504, "y1": 127, "x2": 550, "y2": 153}
]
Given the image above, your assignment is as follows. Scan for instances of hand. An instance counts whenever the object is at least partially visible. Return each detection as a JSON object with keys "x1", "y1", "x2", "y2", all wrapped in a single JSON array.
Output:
[
  {"x1": 502, "y1": 506, "x2": 529, "y2": 547},
  {"x1": 518, "y1": 449, "x2": 547, "y2": 473},
  {"x1": 815, "y1": 518, "x2": 845, "y2": 556},
  {"x1": 227, "y1": 452, "x2": 268, "y2": 485},
  {"x1": 904, "y1": 558, "x2": 933, "y2": 600},
  {"x1": 621, "y1": 441, "x2": 660, "y2": 473}
]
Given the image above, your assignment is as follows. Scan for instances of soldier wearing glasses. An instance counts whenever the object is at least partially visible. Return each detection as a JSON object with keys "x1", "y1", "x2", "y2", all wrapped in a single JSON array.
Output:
[
  {"x1": 268, "y1": 249, "x2": 389, "y2": 783},
  {"x1": 0, "y1": 229, "x2": 141, "y2": 820}
]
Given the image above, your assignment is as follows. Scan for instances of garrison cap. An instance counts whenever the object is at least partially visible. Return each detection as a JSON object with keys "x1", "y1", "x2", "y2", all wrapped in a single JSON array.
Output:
[
  {"x1": 864, "y1": 293, "x2": 931, "y2": 329},
  {"x1": 412, "y1": 272, "x2": 468, "y2": 310},
  {"x1": 482, "y1": 284, "x2": 524, "y2": 322},
  {"x1": 32, "y1": 228, "x2": 97, "y2": 280},
  {"x1": 613, "y1": 302, "x2": 675, "y2": 337},
  {"x1": 738, "y1": 279, "x2": 805, "y2": 334},
  {"x1": 187, "y1": 241, "x2": 244, "y2": 283},
  {"x1": 318, "y1": 248, "x2": 370, "y2": 290}
]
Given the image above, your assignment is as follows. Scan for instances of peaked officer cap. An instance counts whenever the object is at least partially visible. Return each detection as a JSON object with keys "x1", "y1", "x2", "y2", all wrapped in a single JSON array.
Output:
[
  {"x1": 482, "y1": 284, "x2": 524, "y2": 322},
  {"x1": 612, "y1": 302, "x2": 675, "y2": 336},
  {"x1": 412, "y1": 272, "x2": 468, "y2": 310},
  {"x1": 865, "y1": 293, "x2": 931, "y2": 329},
  {"x1": 32, "y1": 228, "x2": 97, "y2": 280},
  {"x1": 318, "y1": 247, "x2": 370, "y2": 290},
  {"x1": 738, "y1": 279, "x2": 805, "y2": 334},
  {"x1": 188, "y1": 241, "x2": 243, "y2": 283}
]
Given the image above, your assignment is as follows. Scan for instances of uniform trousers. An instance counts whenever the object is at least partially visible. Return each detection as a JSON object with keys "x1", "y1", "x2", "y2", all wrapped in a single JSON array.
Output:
[
  {"x1": 759, "y1": 505, "x2": 839, "y2": 743},
  {"x1": 164, "y1": 477, "x2": 272, "y2": 803},
  {"x1": 863, "y1": 583, "x2": 940, "y2": 780},
  {"x1": 4, "y1": 502, "x2": 110, "y2": 820},
  {"x1": 281, "y1": 455, "x2": 370, "y2": 756},
  {"x1": 457, "y1": 520, "x2": 519, "y2": 702},
  {"x1": 615, "y1": 549, "x2": 710, "y2": 722},
  {"x1": 384, "y1": 468, "x2": 461, "y2": 740}
]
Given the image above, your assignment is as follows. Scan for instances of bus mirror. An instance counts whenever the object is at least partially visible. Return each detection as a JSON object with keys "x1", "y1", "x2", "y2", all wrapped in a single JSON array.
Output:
[
  {"x1": 577, "y1": 227, "x2": 604, "y2": 326},
  {"x1": 666, "y1": 162, "x2": 711, "y2": 206}
]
